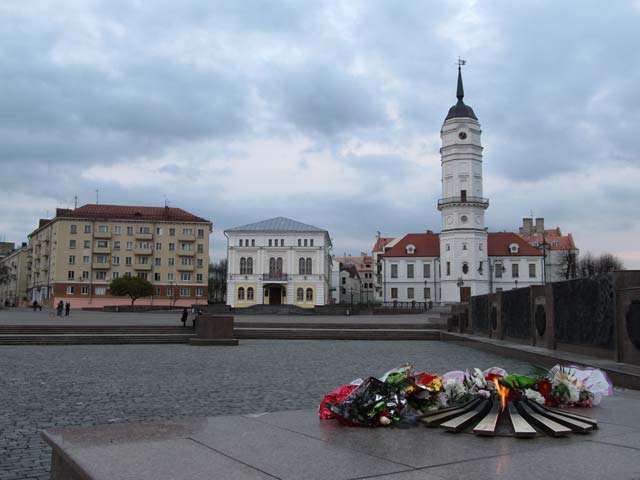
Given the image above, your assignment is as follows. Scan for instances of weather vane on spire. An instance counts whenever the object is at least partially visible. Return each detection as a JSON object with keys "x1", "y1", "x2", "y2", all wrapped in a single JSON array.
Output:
[{"x1": 457, "y1": 57, "x2": 467, "y2": 68}]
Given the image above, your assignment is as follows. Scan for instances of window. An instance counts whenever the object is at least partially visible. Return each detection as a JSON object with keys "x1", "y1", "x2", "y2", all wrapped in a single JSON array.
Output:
[
  {"x1": 407, "y1": 264, "x2": 414, "y2": 278},
  {"x1": 82, "y1": 271, "x2": 89, "y2": 280},
  {"x1": 139, "y1": 227, "x2": 151, "y2": 234},
  {"x1": 512, "y1": 264, "x2": 519, "y2": 278},
  {"x1": 68, "y1": 255, "x2": 75, "y2": 264},
  {"x1": 168, "y1": 243, "x2": 175, "y2": 251},
  {"x1": 446, "y1": 262, "x2": 451, "y2": 276},
  {"x1": 310, "y1": 239, "x2": 314, "y2": 247},
  {"x1": 304, "y1": 239, "x2": 308, "y2": 247},
  {"x1": 114, "y1": 226, "x2": 121, "y2": 234},
  {"x1": 306, "y1": 288, "x2": 313, "y2": 302},
  {"x1": 196, "y1": 273, "x2": 203, "y2": 282},
  {"x1": 169, "y1": 228, "x2": 175, "y2": 236},
  {"x1": 180, "y1": 272, "x2": 191, "y2": 281},
  {"x1": 112, "y1": 272, "x2": 119, "y2": 279},
  {"x1": 182, "y1": 228, "x2": 193, "y2": 235},
  {"x1": 197, "y1": 243, "x2": 204, "y2": 254},
  {"x1": 408, "y1": 287, "x2": 415, "y2": 299},
  {"x1": 246, "y1": 258, "x2": 253, "y2": 274},
  {"x1": 83, "y1": 256, "x2": 90, "y2": 264},
  {"x1": 247, "y1": 287, "x2": 254, "y2": 300},
  {"x1": 69, "y1": 239, "x2": 76, "y2": 249},
  {"x1": 96, "y1": 271, "x2": 107, "y2": 280},
  {"x1": 66, "y1": 286, "x2": 74, "y2": 294},
  {"x1": 391, "y1": 288, "x2": 398, "y2": 299},
  {"x1": 154, "y1": 287, "x2": 161, "y2": 296},
  {"x1": 197, "y1": 259, "x2": 204, "y2": 268},
  {"x1": 168, "y1": 273, "x2": 174, "y2": 281},
  {"x1": 84, "y1": 225, "x2": 91, "y2": 234},
  {"x1": 95, "y1": 287, "x2": 106, "y2": 296},
  {"x1": 96, "y1": 240, "x2": 109, "y2": 248},
  {"x1": 125, "y1": 257, "x2": 132, "y2": 265},
  {"x1": 181, "y1": 243, "x2": 193, "y2": 252},
  {"x1": 114, "y1": 241, "x2": 120, "y2": 250},
  {"x1": 462, "y1": 243, "x2": 467, "y2": 250},
  {"x1": 551, "y1": 240, "x2": 558, "y2": 247},
  {"x1": 306, "y1": 258, "x2": 312, "y2": 274},
  {"x1": 155, "y1": 243, "x2": 162, "y2": 250},
  {"x1": 296, "y1": 288, "x2": 304, "y2": 301},
  {"x1": 342, "y1": 277, "x2": 346, "y2": 285},
  {"x1": 424, "y1": 287, "x2": 431, "y2": 299},
  {"x1": 251, "y1": 239, "x2": 255, "y2": 246},
  {"x1": 479, "y1": 244, "x2": 483, "y2": 251},
  {"x1": 95, "y1": 254, "x2": 109, "y2": 263},
  {"x1": 423, "y1": 264, "x2": 431, "y2": 278},
  {"x1": 529, "y1": 264, "x2": 536, "y2": 278},
  {"x1": 167, "y1": 287, "x2": 173, "y2": 297},
  {"x1": 240, "y1": 257, "x2": 247, "y2": 274},
  {"x1": 299, "y1": 258, "x2": 305, "y2": 274},
  {"x1": 83, "y1": 240, "x2": 90, "y2": 248},
  {"x1": 81, "y1": 286, "x2": 89, "y2": 295},
  {"x1": 137, "y1": 273, "x2": 148, "y2": 281},
  {"x1": 156, "y1": 227, "x2": 163, "y2": 235},
  {"x1": 127, "y1": 226, "x2": 133, "y2": 235},
  {"x1": 267, "y1": 239, "x2": 272, "y2": 247},
  {"x1": 197, "y1": 229, "x2": 204, "y2": 237},
  {"x1": 391, "y1": 264, "x2": 398, "y2": 278},
  {"x1": 98, "y1": 225, "x2": 109, "y2": 233},
  {"x1": 298, "y1": 239, "x2": 301, "y2": 246},
  {"x1": 509, "y1": 243, "x2": 520, "y2": 254},
  {"x1": 70, "y1": 224, "x2": 77, "y2": 234},
  {"x1": 179, "y1": 288, "x2": 191, "y2": 297},
  {"x1": 239, "y1": 239, "x2": 243, "y2": 247},
  {"x1": 154, "y1": 272, "x2": 161, "y2": 281},
  {"x1": 126, "y1": 241, "x2": 133, "y2": 250},
  {"x1": 238, "y1": 287, "x2": 245, "y2": 300},
  {"x1": 495, "y1": 264, "x2": 503, "y2": 278},
  {"x1": 196, "y1": 288, "x2": 203, "y2": 297},
  {"x1": 154, "y1": 258, "x2": 162, "y2": 266},
  {"x1": 168, "y1": 258, "x2": 175, "y2": 266},
  {"x1": 462, "y1": 263, "x2": 469, "y2": 274},
  {"x1": 67, "y1": 271, "x2": 75, "y2": 280},
  {"x1": 112, "y1": 256, "x2": 120, "y2": 265},
  {"x1": 446, "y1": 244, "x2": 451, "y2": 251}
]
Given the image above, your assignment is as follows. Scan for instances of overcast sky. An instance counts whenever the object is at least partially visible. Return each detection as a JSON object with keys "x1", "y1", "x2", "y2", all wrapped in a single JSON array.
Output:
[{"x1": 1, "y1": 1, "x2": 639, "y2": 267}]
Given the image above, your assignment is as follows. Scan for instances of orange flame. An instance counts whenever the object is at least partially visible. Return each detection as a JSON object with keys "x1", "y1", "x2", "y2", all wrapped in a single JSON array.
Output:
[{"x1": 494, "y1": 378, "x2": 509, "y2": 412}]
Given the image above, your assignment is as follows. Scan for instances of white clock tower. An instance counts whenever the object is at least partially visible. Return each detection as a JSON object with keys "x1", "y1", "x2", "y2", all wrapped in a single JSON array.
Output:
[{"x1": 438, "y1": 63, "x2": 489, "y2": 301}]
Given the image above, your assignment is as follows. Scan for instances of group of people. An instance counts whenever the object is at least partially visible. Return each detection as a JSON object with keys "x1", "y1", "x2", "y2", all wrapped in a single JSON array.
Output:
[{"x1": 55, "y1": 301, "x2": 71, "y2": 316}]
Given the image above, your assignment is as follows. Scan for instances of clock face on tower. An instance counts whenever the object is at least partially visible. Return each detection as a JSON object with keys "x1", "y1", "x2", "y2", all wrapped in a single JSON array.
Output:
[{"x1": 458, "y1": 131, "x2": 467, "y2": 140}]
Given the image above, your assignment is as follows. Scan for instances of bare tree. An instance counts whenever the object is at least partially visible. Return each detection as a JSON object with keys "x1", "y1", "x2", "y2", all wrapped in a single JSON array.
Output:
[
  {"x1": 577, "y1": 252, "x2": 623, "y2": 277},
  {"x1": 560, "y1": 251, "x2": 578, "y2": 279},
  {"x1": 208, "y1": 259, "x2": 227, "y2": 303}
]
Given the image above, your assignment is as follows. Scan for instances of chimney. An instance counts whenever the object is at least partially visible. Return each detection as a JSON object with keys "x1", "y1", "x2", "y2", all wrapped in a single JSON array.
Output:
[
  {"x1": 535, "y1": 218, "x2": 545, "y2": 234},
  {"x1": 521, "y1": 218, "x2": 533, "y2": 236},
  {"x1": 376, "y1": 231, "x2": 380, "y2": 240}
]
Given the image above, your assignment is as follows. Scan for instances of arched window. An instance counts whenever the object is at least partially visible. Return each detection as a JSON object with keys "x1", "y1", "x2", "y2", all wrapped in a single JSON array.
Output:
[
  {"x1": 269, "y1": 257, "x2": 276, "y2": 274},
  {"x1": 276, "y1": 257, "x2": 283, "y2": 274},
  {"x1": 306, "y1": 258, "x2": 312, "y2": 275},
  {"x1": 299, "y1": 258, "x2": 305, "y2": 274},
  {"x1": 238, "y1": 287, "x2": 245, "y2": 300},
  {"x1": 246, "y1": 257, "x2": 253, "y2": 274},
  {"x1": 240, "y1": 257, "x2": 247, "y2": 274},
  {"x1": 306, "y1": 288, "x2": 313, "y2": 302},
  {"x1": 247, "y1": 287, "x2": 254, "y2": 300},
  {"x1": 297, "y1": 288, "x2": 304, "y2": 301}
]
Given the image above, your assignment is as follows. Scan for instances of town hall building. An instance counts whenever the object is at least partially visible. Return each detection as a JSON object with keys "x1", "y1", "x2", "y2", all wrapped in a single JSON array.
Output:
[{"x1": 375, "y1": 66, "x2": 545, "y2": 303}]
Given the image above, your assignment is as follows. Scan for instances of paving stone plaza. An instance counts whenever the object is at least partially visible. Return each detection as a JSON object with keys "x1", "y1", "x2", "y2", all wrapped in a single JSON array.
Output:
[{"x1": 1, "y1": 331, "x2": 531, "y2": 478}]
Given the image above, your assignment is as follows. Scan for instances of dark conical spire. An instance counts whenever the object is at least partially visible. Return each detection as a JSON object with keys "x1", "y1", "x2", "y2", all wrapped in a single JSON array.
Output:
[
  {"x1": 445, "y1": 64, "x2": 477, "y2": 121},
  {"x1": 456, "y1": 66, "x2": 464, "y2": 100}
]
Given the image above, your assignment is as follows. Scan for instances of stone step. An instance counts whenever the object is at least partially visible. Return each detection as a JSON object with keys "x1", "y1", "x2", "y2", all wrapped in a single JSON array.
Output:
[
  {"x1": 0, "y1": 334, "x2": 193, "y2": 345},
  {"x1": 235, "y1": 322, "x2": 444, "y2": 330},
  {"x1": 234, "y1": 328, "x2": 441, "y2": 340},
  {"x1": 0, "y1": 326, "x2": 192, "y2": 334}
]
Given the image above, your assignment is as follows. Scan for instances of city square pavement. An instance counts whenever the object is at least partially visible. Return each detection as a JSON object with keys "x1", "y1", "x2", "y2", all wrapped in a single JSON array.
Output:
[{"x1": 1, "y1": 339, "x2": 533, "y2": 480}]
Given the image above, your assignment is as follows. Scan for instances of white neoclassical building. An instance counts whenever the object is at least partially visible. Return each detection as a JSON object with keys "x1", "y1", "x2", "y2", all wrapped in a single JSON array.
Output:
[
  {"x1": 225, "y1": 217, "x2": 332, "y2": 308},
  {"x1": 376, "y1": 66, "x2": 544, "y2": 303}
]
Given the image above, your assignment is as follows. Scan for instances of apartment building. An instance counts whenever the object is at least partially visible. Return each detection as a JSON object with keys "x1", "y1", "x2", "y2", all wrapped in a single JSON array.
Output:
[
  {"x1": 0, "y1": 243, "x2": 30, "y2": 307},
  {"x1": 26, "y1": 204, "x2": 212, "y2": 308}
]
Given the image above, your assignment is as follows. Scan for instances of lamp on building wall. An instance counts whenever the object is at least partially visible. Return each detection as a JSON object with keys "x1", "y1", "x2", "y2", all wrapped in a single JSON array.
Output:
[
  {"x1": 456, "y1": 277, "x2": 464, "y2": 288},
  {"x1": 539, "y1": 235, "x2": 549, "y2": 284}
]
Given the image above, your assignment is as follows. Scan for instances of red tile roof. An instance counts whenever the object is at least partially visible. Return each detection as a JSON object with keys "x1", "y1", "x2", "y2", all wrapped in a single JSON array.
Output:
[
  {"x1": 372, "y1": 237, "x2": 395, "y2": 252},
  {"x1": 380, "y1": 233, "x2": 440, "y2": 258},
  {"x1": 57, "y1": 204, "x2": 211, "y2": 223},
  {"x1": 488, "y1": 232, "x2": 542, "y2": 256},
  {"x1": 518, "y1": 229, "x2": 577, "y2": 251}
]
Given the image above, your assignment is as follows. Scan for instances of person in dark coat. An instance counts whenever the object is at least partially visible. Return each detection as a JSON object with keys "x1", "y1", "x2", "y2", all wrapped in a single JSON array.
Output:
[
  {"x1": 181, "y1": 308, "x2": 188, "y2": 327},
  {"x1": 56, "y1": 301, "x2": 64, "y2": 316},
  {"x1": 65, "y1": 302, "x2": 71, "y2": 316},
  {"x1": 33, "y1": 300, "x2": 38, "y2": 311}
]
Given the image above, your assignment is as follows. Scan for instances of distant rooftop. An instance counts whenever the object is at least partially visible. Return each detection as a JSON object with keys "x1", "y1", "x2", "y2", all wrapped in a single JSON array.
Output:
[{"x1": 225, "y1": 217, "x2": 326, "y2": 233}]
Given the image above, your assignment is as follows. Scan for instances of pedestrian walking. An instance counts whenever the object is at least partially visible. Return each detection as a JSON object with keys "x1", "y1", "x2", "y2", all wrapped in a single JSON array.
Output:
[
  {"x1": 65, "y1": 302, "x2": 71, "y2": 316},
  {"x1": 56, "y1": 301, "x2": 64, "y2": 316},
  {"x1": 32, "y1": 300, "x2": 38, "y2": 311},
  {"x1": 181, "y1": 307, "x2": 188, "y2": 327}
]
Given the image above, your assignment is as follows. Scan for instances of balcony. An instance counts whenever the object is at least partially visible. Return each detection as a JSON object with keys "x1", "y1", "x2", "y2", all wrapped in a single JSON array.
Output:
[
  {"x1": 134, "y1": 247, "x2": 153, "y2": 255},
  {"x1": 93, "y1": 231, "x2": 112, "y2": 239},
  {"x1": 178, "y1": 234, "x2": 196, "y2": 242},
  {"x1": 135, "y1": 232, "x2": 153, "y2": 241},
  {"x1": 437, "y1": 196, "x2": 489, "y2": 211},
  {"x1": 262, "y1": 273, "x2": 290, "y2": 282},
  {"x1": 92, "y1": 262, "x2": 110, "y2": 269},
  {"x1": 177, "y1": 250, "x2": 195, "y2": 257},
  {"x1": 177, "y1": 264, "x2": 195, "y2": 272},
  {"x1": 133, "y1": 263, "x2": 152, "y2": 271},
  {"x1": 94, "y1": 246, "x2": 111, "y2": 254}
]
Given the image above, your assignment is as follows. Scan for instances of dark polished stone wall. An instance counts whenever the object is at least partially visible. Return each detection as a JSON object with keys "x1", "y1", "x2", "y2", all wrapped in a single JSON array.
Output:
[
  {"x1": 553, "y1": 275, "x2": 614, "y2": 349},
  {"x1": 472, "y1": 295, "x2": 488, "y2": 334},
  {"x1": 502, "y1": 288, "x2": 531, "y2": 338}
]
